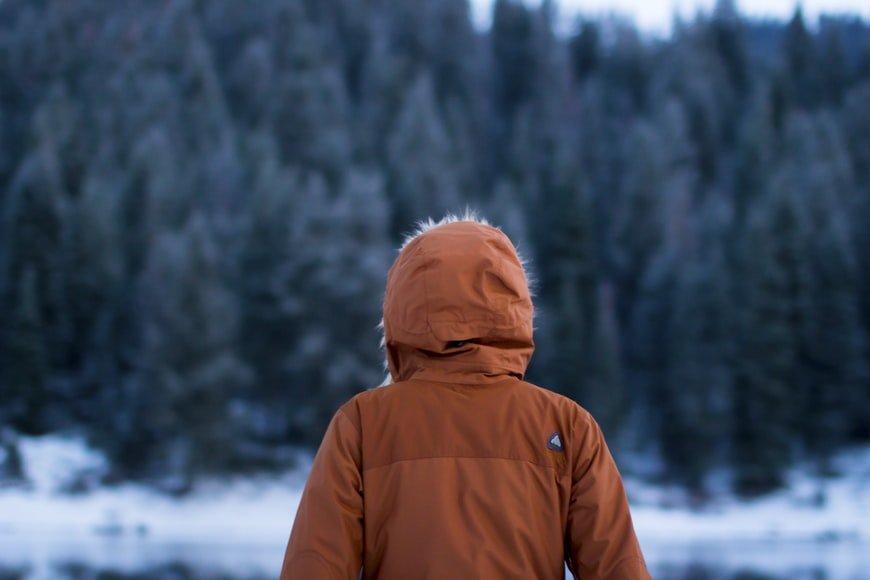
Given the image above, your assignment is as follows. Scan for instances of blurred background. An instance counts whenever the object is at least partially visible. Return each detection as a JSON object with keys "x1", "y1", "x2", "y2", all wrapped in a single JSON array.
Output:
[{"x1": 0, "y1": 0, "x2": 869, "y2": 578}]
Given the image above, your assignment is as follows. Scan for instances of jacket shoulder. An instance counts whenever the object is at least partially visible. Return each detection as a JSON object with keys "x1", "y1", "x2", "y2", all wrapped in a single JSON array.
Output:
[
  {"x1": 336, "y1": 384, "x2": 398, "y2": 431},
  {"x1": 515, "y1": 379, "x2": 593, "y2": 419},
  {"x1": 341, "y1": 379, "x2": 592, "y2": 415}
]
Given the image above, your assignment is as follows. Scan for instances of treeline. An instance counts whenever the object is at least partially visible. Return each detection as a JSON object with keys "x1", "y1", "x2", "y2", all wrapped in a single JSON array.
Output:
[{"x1": 0, "y1": 0, "x2": 868, "y2": 496}]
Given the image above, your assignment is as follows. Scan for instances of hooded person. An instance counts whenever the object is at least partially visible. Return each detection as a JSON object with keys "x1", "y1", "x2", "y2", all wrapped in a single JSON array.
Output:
[{"x1": 280, "y1": 213, "x2": 650, "y2": 579}]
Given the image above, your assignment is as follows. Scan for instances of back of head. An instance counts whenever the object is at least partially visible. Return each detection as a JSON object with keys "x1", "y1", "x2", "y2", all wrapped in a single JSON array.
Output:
[{"x1": 380, "y1": 213, "x2": 535, "y2": 385}]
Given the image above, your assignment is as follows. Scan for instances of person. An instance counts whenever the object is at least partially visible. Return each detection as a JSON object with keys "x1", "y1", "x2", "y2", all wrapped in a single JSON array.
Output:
[{"x1": 280, "y1": 214, "x2": 650, "y2": 579}]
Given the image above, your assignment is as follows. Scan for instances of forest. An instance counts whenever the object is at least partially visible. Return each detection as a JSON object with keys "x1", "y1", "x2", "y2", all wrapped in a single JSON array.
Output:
[{"x1": 0, "y1": 0, "x2": 868, "y2": 498}]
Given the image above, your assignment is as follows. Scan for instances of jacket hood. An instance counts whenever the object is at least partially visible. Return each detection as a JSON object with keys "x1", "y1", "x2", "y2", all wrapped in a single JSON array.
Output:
[{"x1": 380, "y1": 214, "x2": 535, "y2": 385}]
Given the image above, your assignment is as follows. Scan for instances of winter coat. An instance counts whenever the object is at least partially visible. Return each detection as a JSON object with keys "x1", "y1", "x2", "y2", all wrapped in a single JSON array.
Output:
[{"x1": 280, "y1": 217, "x2": 650, "y2": 579}]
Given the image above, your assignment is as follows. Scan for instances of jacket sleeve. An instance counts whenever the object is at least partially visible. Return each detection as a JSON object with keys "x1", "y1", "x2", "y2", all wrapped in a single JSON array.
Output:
[
  {"x1": 565, "y1": 411, "x2": 650, "y2": 580},
  {"x1": 280, "y1": 408, "x2": 364, "y2": 580}
]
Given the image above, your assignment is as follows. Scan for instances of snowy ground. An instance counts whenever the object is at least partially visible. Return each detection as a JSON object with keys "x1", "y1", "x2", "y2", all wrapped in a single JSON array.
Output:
[
  {"x1": 1, "y1": 436, "x2": 869, "y2": 578},
  {"x1": 629, "y1": 445, "x2": 870, "y2": 543}
]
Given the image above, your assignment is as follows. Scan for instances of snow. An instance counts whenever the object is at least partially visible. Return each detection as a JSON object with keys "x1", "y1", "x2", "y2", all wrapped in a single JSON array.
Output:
[
  {"x1": 629, "y1": 446, "x2": 870, "y2": 544},
  {"x1": 2, "y1": 435, "x2": 869, "y2": 577},
  {"x1": 471, "y1": 0, "x2": 870, "y2": 37},
  {"x1": 0, "y1": 436, "x2": 308, "y2": 544},
  {"x1": 0, "y1": 436, "x2": 309, "y2": 576}
]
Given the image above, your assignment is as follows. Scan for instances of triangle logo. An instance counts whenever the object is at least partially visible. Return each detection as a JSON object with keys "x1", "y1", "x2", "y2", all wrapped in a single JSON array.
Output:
[{"x1": 547, "y1": 432, "x2": 564, "y2": 452}]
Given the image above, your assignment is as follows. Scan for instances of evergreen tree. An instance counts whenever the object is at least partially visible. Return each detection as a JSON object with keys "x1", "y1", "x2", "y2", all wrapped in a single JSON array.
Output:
[
  {"x1": 779, "y1": 112, "x2": 866, "y2": 461},
  {"x1": 628, "y1": 247, "x2": 678, "y2": 457},
  {"x1": 0, "y1": 0, "x2": 867, "y2": 490},
  {"x1": 357, "y1": 33, "x2": 408, "y2": 162},
  {"x1": 816, "y1": 25, "x2": 849, "y2": 106},
  {"x1": 236, "y1": 135, "x2": 305, "y2": 451},
  {"x1": 584, "y1": 283, "x2": 627, "y2": 437},
  {"x1": 569, "y1": 20, "x2": 600, "y2": 83},
  {"x1": 491, "y1": 0, "x2": 536, "y2": 123},
  {"x1": 663, "y1": 232, "x2": 733, "y2": 492},
  {"x1": 784, "y1": 7, "x2": 818, "y2": 109},
  {"x1": 711, "y1": 0, "x2": 750, "y2": 96},
  {"x1": 1, "y1": 89, "x2": 73, "y2": 370},
  {"x1": 1, "y1": 269, "x2": 49, "y2": 434},
  {"x1": 278, "y1": 168, "x2": 391, "y2": 442},
  {"x1": 843, "y1": 83, "x2": 870, "y2": 186},
  {"x1": 238, "y1": 137, "x2": 390, "y2": 448},
  {"x1": 598, "y1": 23, "x2": 650, "y2": 114},
  {"x1": 271, "y1": 3, "x2": 352, "y2": 183},
  {"x1": 486, "y1": 180, "x2": 531, "y2": 253},
  {"x1": 119, "y1": 215, "x2": 252, "y2": 487},
  {"x1": 528, "y1": 137, "x2": 599, "y2": 411},
  {"x1": 299, "y1": 168, "x2": 392, "y2": 427},
  {"x1": 842, "y1": 84, "x2": 870, "y2": 437},
  {"x1": 733, "y1": 84, "x2": 780, "y2": 220},
  {"x1": 418, "y1": 0, "x2": 479, "y2": 105},
  {"x1": 62, "y1": 159, "x2": 126, "y2": 426},
  {"x1": 800, "y1": 217, "x2": 864, "y2": 467},
  {"x1": 610, "y1": 110, "x2": 693, "y2": 330},
  {"x1": 386, "y1": 73, "x2": 462, "y2": 236},
  {"x1": 732, "y1": 190, "x2": 807, "y2": 496}
]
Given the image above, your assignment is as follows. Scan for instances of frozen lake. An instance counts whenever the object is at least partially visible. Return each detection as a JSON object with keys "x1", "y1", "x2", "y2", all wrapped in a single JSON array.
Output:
[{"x1": 1, "y1": 536, "x2": 868, "y2": 579}]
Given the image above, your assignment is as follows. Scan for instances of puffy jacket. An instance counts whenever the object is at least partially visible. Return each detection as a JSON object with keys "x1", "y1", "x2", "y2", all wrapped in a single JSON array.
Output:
[{"x1": 281, "y1": 217, "x2": 650, "y2": 579}]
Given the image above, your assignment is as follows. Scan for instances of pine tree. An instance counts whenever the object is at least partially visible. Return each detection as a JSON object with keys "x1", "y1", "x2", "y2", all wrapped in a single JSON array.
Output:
[
  {"x1": 300, "y1": 168, "x2": 392, "y2": 427},
  {"x1": 610, "y1": 113, "x2": 691, "y2": 330},
  {"x1": 585, "y1": 283, "x2": 627, "y2": 437},
  {"x1": 1, "y1": 269, "x2": 49, "y2": 434},
  {"x1": 0, "y1": 0, "x2": 868, "y2": 490},
  {"x1": 663, "y1": 242, "x2": 733, "y2": 492},
  {"x1": 816, "y1": 24, "x2": 849, "y2": 106},
  {"x1": 843, "y1": 84, "x2": 870, "y2": 187},
  {"x1": 733, "y1": 84, "x2": 780, "y2": 221},
  {"x1": 569, "y1": 20, "x2": 600, "y2": 83},
  {"x1": 271, "y1": 3, "x2": 352, "y2": 183},
  {"x1": 0, "y1": 122, "x2": 71, "y2": 429},
  {"x1": 386, "y1": 73, "x2": 462, "y2": 236},
  {"x1": 711, "y1": 0, "x2": 750, "y2": 96},
  {"x1": 628, "y1": 247, "x2": 678, "y2": 457},
  {"x1": 528, "y1": 137, "x2": 599, "y2": 407},
  {"x1": 784, "y1": 7, "x2": 818, "y2": 109},
  {"x1": 598, "y1": 23, "x2": 650, "y2": 114},
  {"x1": 63, "y1": 159, "x2": 125, "y2": 421},
  {"x1": 780, "y1": 112, "x2": 866, "y2": 461},
  {"x1": 486, "y1": 180, "x2": 531, "y2": 252},
  {"x1": 732, "y1": 190, "x2": 806, "y2": 496},
  {"x1": 420, "y1": 0, "x2": 479, "y2": 105},
  {"x1": 119, "y1": 214, "x2": 251, "y2": 487},
  {"x1": 272, "y1": 167, "x2": 391, "y2": 443},
  {"x1": 842, "y1": 84, "x2": 870, "y2": 438},
  {"x1": 235, "y1": 135, "x2": 305, "y2": 451},
  {"x1": 491, "y1": 0, "x2": 536, "y2": 123},
  {"x1": 800, "y1": 218, "x2": 864, "y2": 468},
  {"x1": 238, "y1": 135, "x2": 391, "y2": 448}
]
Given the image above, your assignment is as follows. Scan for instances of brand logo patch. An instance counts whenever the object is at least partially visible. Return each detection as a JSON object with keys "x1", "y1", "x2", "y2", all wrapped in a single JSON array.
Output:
[{"x1": 547, "y1": 432, "x2": 564, "y2": 452}]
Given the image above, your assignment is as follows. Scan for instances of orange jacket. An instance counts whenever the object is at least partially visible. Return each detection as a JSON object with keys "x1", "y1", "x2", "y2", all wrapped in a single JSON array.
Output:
[{"x1": 281, "y1": 218, "x2": 650, "y2": 579}]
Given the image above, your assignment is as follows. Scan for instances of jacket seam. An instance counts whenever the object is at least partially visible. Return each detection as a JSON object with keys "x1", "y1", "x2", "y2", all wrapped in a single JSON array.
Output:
[
  {"x1": 606, "y1": 555, "x2": 648, "y2": 577},
  {"x1": 568, "y1": 555, "x2": 647, "y2": 580},
  {"x1": 288, "y1": 550, "x2": 336, "y2": 580},
  {"x1": 336, "y1": 407, "x2": 361, "y2": 440},
  {"x1": 400, "y1": 377, "x2": 519, "y2": 387},
  {"x1": 362, "y1": 454, "x2": 561, "y2": 473},
  {"x1": 410, "y1": 358, "x2": 520, "y2": 370},
  {"x1": 399, "y1": 319, "x2": 525, "y2": 334}
]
